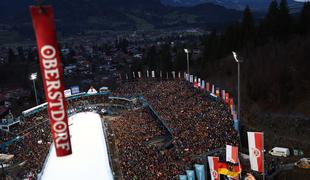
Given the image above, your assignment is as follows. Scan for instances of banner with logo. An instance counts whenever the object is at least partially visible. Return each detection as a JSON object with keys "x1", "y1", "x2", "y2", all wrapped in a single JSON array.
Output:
[
  {"x1": 186, "y1": 170, "x2": 195, "y2": 180},
  {"x1": 30, "y1": 5, "x2": 72, "y2": 156},
  {"x1": 208, "y1": 157, "x2": 220, "y2": 180},
  {"x1": 195, "y1": 164, "x2": 205, "y2": 180},
  {"x1": 247, "y1": 132, "x2": 264, "y2": 173},
  {"x1": 71, "y1": 86, "x2": 80, "y2": 95}
]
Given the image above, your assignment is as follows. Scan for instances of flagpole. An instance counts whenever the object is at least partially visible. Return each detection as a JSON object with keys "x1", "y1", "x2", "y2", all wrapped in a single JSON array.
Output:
[{"x1": 262, "y1": 132, "x2": 265, "y2": 180}]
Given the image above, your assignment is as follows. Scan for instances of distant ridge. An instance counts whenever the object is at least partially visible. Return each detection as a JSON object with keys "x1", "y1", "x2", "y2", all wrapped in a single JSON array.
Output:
[
  {"x1": 0, "y1": 0, "x2": 242, "y2": 32},
  {"x1": 161, "y1": 0, "x2": 304, "y2": 12}
]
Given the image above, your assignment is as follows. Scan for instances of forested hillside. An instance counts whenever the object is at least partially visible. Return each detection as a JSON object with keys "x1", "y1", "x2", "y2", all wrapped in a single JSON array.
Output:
[{"x1": 144, "y1": 1, "x2": 310, "y2": 115}]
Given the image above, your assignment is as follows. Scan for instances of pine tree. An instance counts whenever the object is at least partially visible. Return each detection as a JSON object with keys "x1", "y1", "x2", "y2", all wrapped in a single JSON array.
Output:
[
  {"x1": 17, "y1": 46, "x2": 26, "y2": 63},
  {"x1": 145, "y1": 46, "x2": 157, "y2": 70},
  {"x1": 7, "y1": 48, "x2": 15, "y2": 64},
  {"x1": 241, "y1": 6, "x2": 256, "y2": 48},
  {"x1": 299, "y1": 2, "x2": 310, "y2": 34},
  {"x1": 260, "y1": 0, "x2": 279, "y2": 40},
  {"x1": 278, "y1": 0, "x2": 291, "y2": 40}
]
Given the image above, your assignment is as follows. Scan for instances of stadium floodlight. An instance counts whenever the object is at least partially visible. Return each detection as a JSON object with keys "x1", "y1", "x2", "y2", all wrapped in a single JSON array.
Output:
[
  {"x1": 30, "y1": 72, "x2": 37, "y2": 80},
  {"x1": 184, "y1": 49, "x2": 190, "y2": 76},
  {"x1": 232, "y1": 51, "x2": 243, "y2": 63},
  {"x1": 232, "y1": 51, "x2": 242, "y2": 146},
  {"x1": 30, "y1": 72, "x2": 39, "y2": 105}
]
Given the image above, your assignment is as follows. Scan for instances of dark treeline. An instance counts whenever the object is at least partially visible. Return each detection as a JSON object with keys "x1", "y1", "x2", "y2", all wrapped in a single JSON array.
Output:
[
  {"x1": 200, "y1": 0, "x2": 310, "y2": 73},
  {"x1": 144, "y1": 1, "x2": 310, "y2": 112},
  {"x1": 198, "y1": 0, "x2": 310, "y2": 110}
]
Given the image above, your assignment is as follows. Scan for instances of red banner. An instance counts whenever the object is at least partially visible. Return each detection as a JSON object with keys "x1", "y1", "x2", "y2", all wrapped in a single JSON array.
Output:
[{"x1": 30, "y1": 6, "x2": 72, "y2": 157}]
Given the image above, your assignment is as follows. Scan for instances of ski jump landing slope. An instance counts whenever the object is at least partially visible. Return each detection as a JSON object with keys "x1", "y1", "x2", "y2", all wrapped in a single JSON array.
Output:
[{"x1": 40, "y1": 112, "x2": 114, "y2": 180}]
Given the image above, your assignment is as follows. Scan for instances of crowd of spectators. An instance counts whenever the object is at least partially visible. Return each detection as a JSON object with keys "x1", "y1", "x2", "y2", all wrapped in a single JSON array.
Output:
[
  {"x1": 0, "y1": 79, "x2": 239, "y2": 179},
  {"x1": 0, "y1": 94, "x2": 114, "y2": 179},
  {"x1": 113, "y1": 79, "x2": 239, "y2": 179},
  {"x1": 0, "y1": 110, "x2": 51, "y2": 179},
  {"x1": 0, "y1": 129, "x2": 15, "y2": 144}
]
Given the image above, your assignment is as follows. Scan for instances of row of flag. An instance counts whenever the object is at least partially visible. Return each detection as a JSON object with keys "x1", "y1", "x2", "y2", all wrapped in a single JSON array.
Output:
[
  {"x1": 179, "y1": 132, "x2": 264, "y2": 180},
  {"x1": 119, "y1": 71, "x2": 236, "y2": 117},
  {"x1": 121, "y1": 70, "x2": 182, "y2": 80},
  {"x1": 118, "y1": 70, "x2": 240, "y2": 132},
  {"x1": 184, "y1": 73, "x2": 239, "y2": 132}
]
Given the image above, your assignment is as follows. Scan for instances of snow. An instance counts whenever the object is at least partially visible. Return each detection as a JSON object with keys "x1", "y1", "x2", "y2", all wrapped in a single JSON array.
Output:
[{"x1": 40, "y1": 112, "x2": 114, "y2": 180}]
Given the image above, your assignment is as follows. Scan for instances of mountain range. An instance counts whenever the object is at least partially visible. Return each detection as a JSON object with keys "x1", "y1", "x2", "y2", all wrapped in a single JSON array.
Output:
[
  {"x1": 0, "y1": 0, "x2": 242, "y2": 34},
  {"x1": 161, "y1": 0, "x2": 304, "y2": 12}
]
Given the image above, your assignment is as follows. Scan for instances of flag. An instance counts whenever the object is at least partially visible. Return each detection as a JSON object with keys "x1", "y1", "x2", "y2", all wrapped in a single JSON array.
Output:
[
  {"x1": 229, "y1": 98, "x2": 234, "y2": 111},
  {"x1": 186, "y1": 170, "x2": 195, "y2": 180},
  {"x1": 118, "y1": 73, "x2": 122, "y2": 80},
  {"x1": 198, "y1": 78, "x2": 201, "y2": 88},
  {"x1": 30, "y1": 5, "x2": 72, "y2": 157},
  {"x1": 179, "y1": 175, "x2": 187, "y2": 180},
  {"x1": 208, "y1": 157, "x2": 220, "y2": 180},
  {"x1": 206, "y1": 82, "x2": 210, "y2": 92},
  {"x1": 160, "y1": 71, "x2": 163, "y2": 78},
  {"x1": 247, "y1": 132, "x2": 264, "y2": 173},
  {"x1": 222, "y1": 90, "x2": 226, "y2": 101},
  {"x1": 166, "y1": 72, "x2": 169, "y2": 79},
  {"x1": 194, "y1": 77, "x2": 199, "y2": 88},
  {"x1": 147, "y1": 70, "x2": 149, "y2": 78},
  {"x1": 195, "y1": 164, "x2": 205, "y2": 180},
  {"x1": 138, "y1": 71, "x2": 141, "y2": 78},
  {"x1": 190, "y1": 75, "x2": 193, "y2": 83},
  {"x1": 172, "y1": 71, "x2": 176, "y2": 79},
  {"x1": 225, "y1": 93, "x2": 229, "y2": 104},
  {"x1": 152, "y1": 71, "x2": 155, "y2": 78},
  {"x1": 212, "y1": 85, "x2": 215, "y2": 94},
  {"x1": 233, "y1": 112, "x2": 237, "y2": 120},
  {"x1": 178, "y1": 72, "x2": 181, "y2": 79},
  {"x1": 218, "y1": 162, "x2": 241, "y2": 178},
  {"x1": 201, "y1": 80, "x2": 205, "y2": 90},
  {"x1": 226, "y1": 145, "x2": 238, "y2": 164},
  {"x1": 126, "y1": 73, "x2": 128, "y2": 80},
  {"x1": 231, "y1": 104, "x2": 235, "y2": 115},
  {"x1": 216, "y1": 88, "x2": 220, "y2": 97},
  {"x1": 133, "y1": 72, "x2": 136, "y2": 79},
  {"x1": 233, "y1": 118, "x2": 239, "y2": 132}
]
